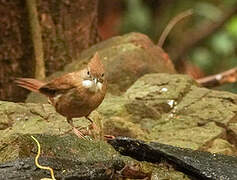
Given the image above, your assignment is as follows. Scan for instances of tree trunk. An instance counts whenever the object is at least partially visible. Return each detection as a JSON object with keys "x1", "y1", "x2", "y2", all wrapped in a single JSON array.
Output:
[{"x1": 0, "y1": 0, "x2": 99, "y2": 102}]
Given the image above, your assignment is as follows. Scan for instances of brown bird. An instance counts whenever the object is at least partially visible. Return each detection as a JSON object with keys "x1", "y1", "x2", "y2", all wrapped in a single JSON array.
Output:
[{"x1": 15, "y1": 52, "x2": 107, "y2": 139}]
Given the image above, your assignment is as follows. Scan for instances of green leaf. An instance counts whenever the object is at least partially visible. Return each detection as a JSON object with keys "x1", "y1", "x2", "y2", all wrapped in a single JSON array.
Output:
[
  {"x1": 226, "y1": 16, "x2": 237, "y2": 38},
  {"x1": 210, "y1": 32, "x2": 234, "y2": 55}
]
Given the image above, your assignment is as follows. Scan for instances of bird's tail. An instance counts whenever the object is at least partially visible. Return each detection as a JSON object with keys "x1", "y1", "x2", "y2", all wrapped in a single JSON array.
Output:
[{"x1": 15, "y1": 78, "x2": 45, "y2": 93}]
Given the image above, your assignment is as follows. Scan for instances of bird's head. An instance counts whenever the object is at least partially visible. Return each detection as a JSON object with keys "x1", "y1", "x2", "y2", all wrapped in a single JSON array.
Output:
[{"x1": 82, "y1": 52, "x2": 106, "y2": 93}]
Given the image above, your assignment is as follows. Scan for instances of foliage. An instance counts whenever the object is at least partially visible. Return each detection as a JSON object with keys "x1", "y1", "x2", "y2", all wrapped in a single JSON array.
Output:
[
  {"x1": 120, "y1": 0, "x2": 154, "y2": 38},
  {"x1": 118, "y1": 0, "x2": 237, "y2": 92}
]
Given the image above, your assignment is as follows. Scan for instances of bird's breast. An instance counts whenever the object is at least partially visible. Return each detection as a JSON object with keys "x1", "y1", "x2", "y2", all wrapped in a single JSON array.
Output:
[{"x1": 54, "y1": 85, "x2": 106, "y2": 118}]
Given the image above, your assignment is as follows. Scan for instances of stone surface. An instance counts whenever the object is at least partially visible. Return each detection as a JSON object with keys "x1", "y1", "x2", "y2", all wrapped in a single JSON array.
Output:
[
  {"x1": 4, "y1": 73, "x2": 237, "y2": 153},
  {"x1": 0, "y1": 101, "x2": 94, "y2": 139},
  {"x1": 0, "y1": 134, "x2": 117, "y2": 163},
  {"x1": 228, "y1": 123, "x2": 237, "y2": 147},
  {"x1": 0, "y1": 100, "x2": 187, "y2": 179},
  {"x1": 98, "y1": 73, "x2": 237, "y2": 151},
  {"x1": 0, "y1": 134, "x2": 125, "y2": 179},
  {"x1": 0, "y1": 157, "x2": 124, "y2": 180},
  {"x1": 109, "y1": 137, "x2": 237, "y2": 180},
  {"x1": 0, "y1": 131, "x2": 189, "y2": 179},
  {"x1": 207, "y1": 138, "x2": 236, "y2": 155}
]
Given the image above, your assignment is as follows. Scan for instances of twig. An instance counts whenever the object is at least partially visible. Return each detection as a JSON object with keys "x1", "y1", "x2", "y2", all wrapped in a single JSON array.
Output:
[
  {"x1": 158, "y1": 9, "x2": 193, "y2": 47},
  {"x1": 167, "y1": 4, "x2": 237, "y2": 65},
  {"x1": 196, "y1": 67, "x2": 237, "y2": 88},
  {"x1": 26, "y1": 0, "x2": 45, "y2": 80},
  {"x1": 31, "y1": 136, "x2": 56, "y2": 180}
]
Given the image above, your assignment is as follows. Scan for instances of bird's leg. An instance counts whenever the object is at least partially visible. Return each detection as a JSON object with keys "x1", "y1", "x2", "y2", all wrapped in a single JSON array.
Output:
[
  {"x1": 67, "y1": 117, "x2": 86, "y2": 139},
  {"x1": 85, "y1": 115, "x2": 98, "y2": 138},
  {"x1": 85, "y1": 116, "x2": 116, "y2": 140},
  {"x1": 85, "y1": 116, "x2": 93, "y2": 123},
  {"x1": 85, "y1": 116, "x2": 96, "y2": 129}
]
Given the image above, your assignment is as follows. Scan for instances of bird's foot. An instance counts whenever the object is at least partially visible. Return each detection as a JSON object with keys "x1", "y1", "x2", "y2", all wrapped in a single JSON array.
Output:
[
  {"x1": 66, "y1": 118, "x2": 90, "y2": 140},
  {"x1": 61, "y1": 127, "x2": 92, "y2": 140},
  {"x1": 72, "y1": 127, "x2": 87, "y2": 140},
  {"x1": 104, "y1": 135, "x2": 115, "y2": 140},
  {"x1": 68, "y1": 125, "x2": 115, "y2": 141},
  {"x1": 88, "y1": 122, "x2": 102, "y2": 139},
  {"x1": 88, "y1": 122, "x2": 97, "y2": 130}
]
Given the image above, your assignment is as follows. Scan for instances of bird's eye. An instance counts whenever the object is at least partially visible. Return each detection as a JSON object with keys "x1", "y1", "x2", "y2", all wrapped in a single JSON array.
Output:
[
  {"x1": 101, "y1": 73, "x2": 104, "y2": 77},
  {"x1": 87, "y1": 71, "x2": 90, "y2": 75}
]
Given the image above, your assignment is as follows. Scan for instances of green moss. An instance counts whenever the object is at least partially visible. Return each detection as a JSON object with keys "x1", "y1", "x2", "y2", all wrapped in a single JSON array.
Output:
[{"x1": 0, "y1": 134, "x2": 119, "y2": 164}]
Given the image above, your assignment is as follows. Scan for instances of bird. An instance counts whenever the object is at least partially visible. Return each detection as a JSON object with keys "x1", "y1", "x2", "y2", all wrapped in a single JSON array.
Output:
[{"x1": 15, "y1": 52, "x2": 107, "y2": 139}]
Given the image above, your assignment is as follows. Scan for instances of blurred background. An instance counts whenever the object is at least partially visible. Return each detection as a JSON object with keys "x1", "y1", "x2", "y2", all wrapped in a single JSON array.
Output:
[
  {"x1": 98, "y1": 0, "x2": 237, "y2": 93},
  {"x1": 1, "y1": 0, "x2": 237, "y2": 102}
]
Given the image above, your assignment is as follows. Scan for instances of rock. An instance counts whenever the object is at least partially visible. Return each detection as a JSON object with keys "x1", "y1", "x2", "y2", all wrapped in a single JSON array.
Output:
[
  {"x1": 0, "y1": 101, "x2": 91, "y2": 139},
  {"x1": 109, "y1": 137, "x2": 237, "y2": 180},
  {"x1": 103, "y1": 116, "x2": 147, "y2": 139},
  {"x1": 98, "y1": 73, "x2": 237, "y2": 152},
  {"x1": 27, "y1": 32, "x2": 175, "y2": 103},
  {"x1": 207, "y1": 138, "x2": 236, "y2": 155},
  {"x1": 228, "y1": 123, "x2": 237, "y2": 147},
  {"x1": 0, "y1": 134, "x2": 124, "y2": 179},
  {"x1": 71, "y1": 33, "x2": 175, "y2": 94},
  {"x1": 5, "y1": 73, "x2": 237, "y2": 153},
  {"x1": 0, "y1": 157, "x2": 124, "y2": 180},
  {"x1": 2, "y1": 72, "x2": 237, "y2": 178},
  {"x1": 124, "y1": 73, "x2": 196, "y2": 122},
  {"x1": 0, "y1": 100, "x2": 187, "y2": 179},
  {"x1": 154, "y1": 122, "x2": 225, "y2": 150},
  {"x1": 0, "y1": 134, "x2": 119, "y2": 163},
  {"x1": 0, "y1": 133, "x2": 189, "y2": 179}
]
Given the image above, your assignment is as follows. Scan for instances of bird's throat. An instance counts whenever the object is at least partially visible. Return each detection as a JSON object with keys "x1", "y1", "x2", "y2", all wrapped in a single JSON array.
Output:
[{"x1": 82, "y1": 80, "x2": 102, "y2": 93}]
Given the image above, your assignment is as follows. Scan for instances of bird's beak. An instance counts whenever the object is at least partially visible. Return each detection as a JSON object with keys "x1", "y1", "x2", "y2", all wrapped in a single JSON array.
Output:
[{"x1": 94, "y1": 78, "x2": 97, "y2": 84}]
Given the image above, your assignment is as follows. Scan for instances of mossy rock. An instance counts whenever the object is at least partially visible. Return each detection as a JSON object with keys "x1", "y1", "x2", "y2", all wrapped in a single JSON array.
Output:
[
  {"x1": 98, "y1": 73, "x2": 237, "y2": 152},
  {"x1": 5, "y1": 72, "x2": 237, "y2": 178},
  {"x1": 4, "y1": 73, "x2": 237, "y2": 153},
  {"x1": 0, "y1": 134, "x2": 119, "y2": 163}
]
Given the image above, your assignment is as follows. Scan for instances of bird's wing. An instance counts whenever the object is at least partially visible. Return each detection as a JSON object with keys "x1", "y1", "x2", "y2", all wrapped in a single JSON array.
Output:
[{"x1": 39, "y1": 72, "x2": 81, "y2": 97}]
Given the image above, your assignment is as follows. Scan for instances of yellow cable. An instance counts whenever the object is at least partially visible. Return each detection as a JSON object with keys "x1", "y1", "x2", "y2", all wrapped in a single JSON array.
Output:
[{"x1": 31, "y1": 135, "x2": 56, "y2": 180}]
